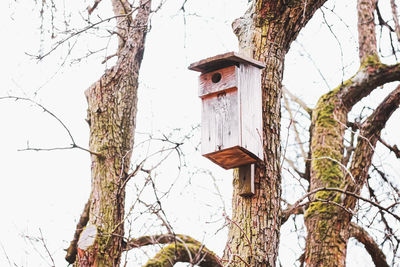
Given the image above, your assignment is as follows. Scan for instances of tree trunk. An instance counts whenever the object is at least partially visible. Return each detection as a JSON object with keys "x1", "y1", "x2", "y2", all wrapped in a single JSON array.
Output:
[
  {"x1": 304, "y1": 92, "x2": 350, "y2": 266},
  {"x1": 75, "y1": 1, "x2": 151, "y2": 266},
  {"x1": 224, "y1": 1, "x2": 327, "y2": 266},
  {"x1": 304, "y1": 1, "x2": 381, "y2": 265}
]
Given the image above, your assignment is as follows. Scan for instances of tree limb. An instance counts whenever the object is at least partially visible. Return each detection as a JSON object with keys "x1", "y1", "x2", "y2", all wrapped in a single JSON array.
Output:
[
  {"x1": 283, "y1": 86, "x2": 312, "y2": 116},
  {"x1": 390, "y1": 0, "x2": 400, "y2": 42},
  {"x1": 357, "y1": 0, "x2": 378, "y2": 63},
  {"x1": 347, "y1": 85, "x2": 400, "y2": 189},
  {"x1": 285, "y1": 186, "x2": 400, "y2": 221},
  {"x1": 65, "y1": 199, "x2": 91, "y2": 264},
  {"x1": 87, "y1": 0, "x2": 103, "y2": 15},
  {"x1": 123, "y1": 234, "x2": 221, "y2": 267},
  {"x1": 339, "y1": 63, "x2": 400, "y2": 110},
  {"x1": 350, "y1": 223, "x2": 390, "y2": 267},
  {"x1": 281, "y1": 203, "x2": 305, "y2": 225},
  {"x1": 378, "y1": 137, "x2": 400, "y2": 158}
]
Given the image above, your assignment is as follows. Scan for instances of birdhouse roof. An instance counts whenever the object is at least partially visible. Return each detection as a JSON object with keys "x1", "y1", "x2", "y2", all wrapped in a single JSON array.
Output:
[{"x1": 188, "y1": 52, "x2": 265, "y2": 73}]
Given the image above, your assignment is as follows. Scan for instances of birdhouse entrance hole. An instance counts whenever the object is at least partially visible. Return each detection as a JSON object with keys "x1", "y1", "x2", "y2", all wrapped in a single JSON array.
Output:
[{"x1": 211, "y1": 73, "x2": 222, "y2": 83}]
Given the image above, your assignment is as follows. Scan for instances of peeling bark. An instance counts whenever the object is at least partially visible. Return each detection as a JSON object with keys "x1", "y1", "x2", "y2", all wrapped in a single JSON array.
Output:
[{"x1": 65, "y1": 199, "x2": 91, "y2": 264}]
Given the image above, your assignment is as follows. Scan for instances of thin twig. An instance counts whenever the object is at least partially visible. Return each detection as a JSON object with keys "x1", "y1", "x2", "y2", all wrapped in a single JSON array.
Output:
[{"x1": 0, "y1": 96, "x2": 102, "y2": 157}]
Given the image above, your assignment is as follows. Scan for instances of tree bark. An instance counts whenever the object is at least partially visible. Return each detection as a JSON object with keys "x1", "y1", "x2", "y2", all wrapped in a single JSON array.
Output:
[
  {"x1": 303, "y1": 0, "x2": 400, "y2": 266},
  {"x1": 304, "y1": 90, "x2": 350, "y2": 266},
  {"x1": 223, "y1": 1, "x2": 327, "y2": 266},
  {"x1": 74, "y1": 1, "x2": 151, "y2": 266}
]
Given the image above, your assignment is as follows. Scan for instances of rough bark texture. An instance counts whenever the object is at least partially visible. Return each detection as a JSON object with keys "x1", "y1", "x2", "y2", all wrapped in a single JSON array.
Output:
[
  {"x1": 357, "y1": 0, "x2": 378, "y2": 63},
  {"x1": 303, "y1": 0, "x2": 400, "y2": 265},
  {"x1": 75, "y1": 1, "x2": 151, "y2": 266},
  {"x1": 303, "y1": 57, "x2": 400, "y2": 267},
  {"x1": 223, "y1": 1, "x2": 327, "y2": 266},
  {"x1": 304, "y1": 89, "x2": 350, "y2": 266}
]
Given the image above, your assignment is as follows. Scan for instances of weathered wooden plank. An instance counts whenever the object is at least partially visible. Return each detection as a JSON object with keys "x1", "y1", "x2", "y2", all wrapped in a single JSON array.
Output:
[
  {"x1": 238, "y1": 164, "x2": 255, "y2": 197},
  {"x1": 198, "y1": 66, "x2": 238, "y2": 98},
  {"x1": 239, "y1": 64, "x2": 263, "y2": 161},
  {"x1": 189, "y1": 51, "x2": 265, "y2": 73},
  {"x1": 201, "y1": 89, "x2": 239, "y2": 156}
]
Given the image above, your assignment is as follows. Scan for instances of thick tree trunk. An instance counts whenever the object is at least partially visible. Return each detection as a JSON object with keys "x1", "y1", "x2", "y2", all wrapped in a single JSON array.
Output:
[
  {"x1": 224, "y1": 1, "x2": 327, "y2": 266},
  {"x1": 304, "y1": 92, "x2": 350, "y2": 266},
  {"x1": 224, "y1": 39, "x2": 284, "y2": 266},
  {"x1": 75, "y1": 1, "x2": 151, "y2": 266},
  {"x1": 78, "y1": 70, "x2": 137, "y2": 266},
  {"x1": 304, "y1": 1, "x2": 380, "y2": 266}
]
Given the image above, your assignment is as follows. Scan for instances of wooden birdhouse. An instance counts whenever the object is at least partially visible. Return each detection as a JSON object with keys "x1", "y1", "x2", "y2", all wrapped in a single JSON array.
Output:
[{"x1": 189, "y1": 52, "x2": 265, "y2": 170}]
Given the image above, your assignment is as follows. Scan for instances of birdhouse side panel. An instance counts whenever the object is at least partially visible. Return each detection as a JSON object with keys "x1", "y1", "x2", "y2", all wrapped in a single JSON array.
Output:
[
  {"x1": 198, "y1": 66, "x2": 238, "y2": 98},
  {"x1": 201, "y1": 90, "x2": 240, "y2": 156},
  {"x1": 239, "y1": 65, "x2": 263, "y2": 161}
]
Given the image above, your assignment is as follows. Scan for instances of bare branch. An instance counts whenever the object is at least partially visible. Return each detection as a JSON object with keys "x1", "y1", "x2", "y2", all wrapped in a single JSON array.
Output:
[
  {"x1": 347, "y1": 85, "x2": 400, "y2": 189},
  {"x1": 282, "y1": 86, "x2": 312, "y2": 116},
  {"x1": 378, "y1": 137, "x2": 400, "y2": 158},
  {"x1": 295, "y1": 39, "x2": 331, "y2": 90},
  {"x1": 32, "y1": 10, "x2": 138, "y2": 61},
  {"x1": 87, "y1": 0, "x2": 103, "y2": 15},
  {"x1": 283, "y1": 94, "x2": 307, "y2": 160},
  {"x1": 0, "y1": 96, "x2": 102, "y2": 157},
  {"x1": 350, "y1": 223, "x2": 390, "y2": 267},
  {"x1": 38, "y1": 229, "x2": 56, "y2": 267},
  {"x1": 285, "y1": 186, "x2": 400, "y2": 221},
  {"x1": 1, "y1": 96, "x2": 75, "y2": 143},
  {"x1": 284, "y1": 157, "x2": 306, "y2": 179},
  {"x1": 281, "y1": 203, "x2": 305, "y2": 224}
]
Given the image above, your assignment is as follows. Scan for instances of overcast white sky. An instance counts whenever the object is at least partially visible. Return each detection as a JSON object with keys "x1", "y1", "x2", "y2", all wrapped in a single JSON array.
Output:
[{"x1": 0, "y1": 0, "x2": 399, "y2": 266}]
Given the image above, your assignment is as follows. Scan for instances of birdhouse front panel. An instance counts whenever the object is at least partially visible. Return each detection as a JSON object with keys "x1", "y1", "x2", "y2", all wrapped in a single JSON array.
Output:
[{"x1": 199, "y1": 65, "x2": 239, "y2": 159}]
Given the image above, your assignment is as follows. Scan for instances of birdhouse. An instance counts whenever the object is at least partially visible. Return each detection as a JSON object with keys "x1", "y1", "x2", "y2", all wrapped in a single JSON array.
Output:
[{"x1": 189, "y1": 52, "x2": 265, "y2": 170}]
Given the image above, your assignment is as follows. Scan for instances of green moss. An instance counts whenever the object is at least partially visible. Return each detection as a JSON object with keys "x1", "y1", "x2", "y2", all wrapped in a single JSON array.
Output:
[
  {"x1": 306, "y1": 195, "x2": 334, "y2": 218},
  {"x1": 317, "y1": 218, "x2": 328, "y2": 236},
  {"x1": 311, "y1": 93, "x2": 344, "y2": 187},
  {"x1": 306, "y1": 86, "x2": 347, "y2": 218},
  {"x1": 305, "y1": 192, "x2": 342, "y2": 218},
  {"x1": 144, "y1": 242, "x2": 211, "y2": 267},
  {"x1": 360, "y1": 53, "x2": 382, "y2": 69},
  {"x1": 314, "y1": 101, "x2": 336, "y2": 128},
  {"x1": 312, "y1": 151, "x2": 343, "y2": 187}
]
